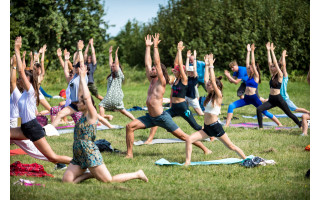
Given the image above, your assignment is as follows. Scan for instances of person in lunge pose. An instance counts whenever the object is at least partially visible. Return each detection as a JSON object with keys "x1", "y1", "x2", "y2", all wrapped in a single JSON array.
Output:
[
  {"x1": 225, "y1": 44, "x2": 282, "y2": 127},
  {"x1": 99, "y1": 46, "x2": 135, "y2": 120},
  {"x1": 62, "y1": 59, "x2": 148, "y2": 184},
  {"x1": 143, "y1": 41, "x2": 205, "y2": 144},
  {"x1": 10, "y1": 36, "x2": 72, "y2": 164},
  {"x1": 256, "y1": 42, "x2": 302, "y2": 128},
  {"x1": 125, "y1": 33, "x2": 212, "y2": 158},
  {"x1": 185, "y1": 54, "x2": 246, "y2": 166}
]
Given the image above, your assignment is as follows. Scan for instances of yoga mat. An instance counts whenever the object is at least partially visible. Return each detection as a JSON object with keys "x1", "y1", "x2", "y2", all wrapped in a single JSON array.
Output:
[
  {"x1": 220, "y1": 121, "x2": 278, "y2": 128},
  {"x1": 126, "y1": 106, "x2": 170, "y2": 112},
  {"x1": 56, "y1": 124, "x2": 75, "y2": 129},
  {"x1": 10, "y1": 148, "x2": 27, "y2": 156},
  {"x1": 242, "y1": 113, "x2": 304, "y2": 119},
  {"x1": 57, "y1": 125, "x2": 124, "y2": 135},
  {"x1": 155, "y1": 155, "x2": 255, "y2": 166},
  {"x1": 134, "y1": 138, "x2": 211, "y2": 146}
]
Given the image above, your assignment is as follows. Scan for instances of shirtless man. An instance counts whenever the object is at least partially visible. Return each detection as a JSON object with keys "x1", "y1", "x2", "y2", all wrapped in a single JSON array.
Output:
[{"x1": 125, "y1": 33, "x2": 212, "y2": 158}]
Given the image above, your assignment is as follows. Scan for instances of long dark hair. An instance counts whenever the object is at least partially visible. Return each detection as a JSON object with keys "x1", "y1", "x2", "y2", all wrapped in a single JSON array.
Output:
[
  {"x1": 271, "y1": 70, "x2": 279, "y2": 88},
  {"x1": 161, "y1": 63, "x2": 169, "y2": 84},
  {"x1": 204, "y1": 76, "x2": 223, "y2": 107},
  {"x1": 249, "y1": 63, "x2": 261, "y2": 83},
  {"x1": 26, "y1": 69, "x2": 40, "y2": 106}
]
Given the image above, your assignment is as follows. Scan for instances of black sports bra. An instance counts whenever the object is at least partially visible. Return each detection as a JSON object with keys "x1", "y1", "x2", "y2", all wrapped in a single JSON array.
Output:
[
  {"x1": 269, "y1": 77, "x2": 281, "y2": 89},
  {"x1": 172, "y1": 79, "x2": 187, "y2": 98}
]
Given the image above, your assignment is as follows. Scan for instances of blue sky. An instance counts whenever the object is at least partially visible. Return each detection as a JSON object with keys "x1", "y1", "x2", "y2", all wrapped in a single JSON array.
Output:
[{"x1": 103, "y1": 0, "x2": 168, "y2": 37}]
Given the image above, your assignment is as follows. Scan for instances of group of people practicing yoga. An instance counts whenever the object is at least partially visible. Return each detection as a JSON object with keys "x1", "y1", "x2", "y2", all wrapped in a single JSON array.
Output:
[{"x1": 10, "y1": 33, "x2": 309, "y2": 184}]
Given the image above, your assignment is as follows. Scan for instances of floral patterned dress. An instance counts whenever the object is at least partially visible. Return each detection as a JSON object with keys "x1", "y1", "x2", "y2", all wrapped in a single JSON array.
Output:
[
  {"x1": 70, "y1": 115, "x2": 103, "y2": 169},
  {"x1": 99, "y1": 69, "x2": 125, "y2": 110}
]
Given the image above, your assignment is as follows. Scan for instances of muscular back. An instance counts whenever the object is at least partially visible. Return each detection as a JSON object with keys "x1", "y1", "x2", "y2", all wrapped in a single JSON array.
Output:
[{"x1": 146, "y1": 78, "x2": 165, "y2": 117}]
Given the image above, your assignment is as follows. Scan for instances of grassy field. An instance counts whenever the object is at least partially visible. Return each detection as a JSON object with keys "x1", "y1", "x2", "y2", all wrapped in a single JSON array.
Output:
[{"x1": 10, "y1": 68, "x2": 310, "y2": 199}]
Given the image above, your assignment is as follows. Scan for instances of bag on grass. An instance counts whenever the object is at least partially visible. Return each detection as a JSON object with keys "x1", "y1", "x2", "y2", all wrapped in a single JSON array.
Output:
[{"x1": 94, "y1": 139, "x2": 120, "y2": 153}]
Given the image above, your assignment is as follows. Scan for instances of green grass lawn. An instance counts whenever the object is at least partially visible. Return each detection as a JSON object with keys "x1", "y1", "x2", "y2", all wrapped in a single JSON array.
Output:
[{"x1": 10, "y1": 70, "x2": 310, "y2": 199}]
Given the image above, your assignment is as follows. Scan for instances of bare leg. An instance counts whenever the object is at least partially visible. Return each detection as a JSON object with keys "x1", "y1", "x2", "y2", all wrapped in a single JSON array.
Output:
[
  {"x1": 271, "y1": 116, "x2": 283, "y2": 126},
  {"x1": 99, "y1": 106, "x2": 105, "y2": 117},
  {"x1": 10, "y1": 127, "x2": 28, "y2": 140},
  {"x1": 225, "y1": 113, "x2": 233, "y2": 127},
  {"x1": 96, "y1": 94, "x2": 104, "y2": 101},
  {"x1": 217, "y1": 133, "x2": 246, "y2": 159},
  {"x1": 62, "y1": 163, "x2": 87, "y2": 183},
  {"x1": 125, "y1": 119, "x2": 146, "y2": 158},
  {"x1": 33, "y1": 137, "x2": 72, "y2": 164},
  {"x1": 185, "y1": 130, "x2": 209, "y2": 165},
  {"x1": 89, "y1": 164, "x2": 148, "y2": 183},
  {"x1": 301, "y1": 114, "x2": 310, "y2": 135},
  {"x1": 97, "y1": 114, "x2": 113, "y2": 128},
  {"x1": 194, "y1": 108, "x2": 204, "y2": 116},
  {"x1": 171, "y1": 128, "x2": 212, "y2": 154},
  {"x1": 295, "y1": 107, "x2": 310, "y2": 114},
  {"x1": 51, "y1": 106, "x2": 76, "y2": 127},
  {"x1": 118, "y1": 109, "x2": 135, "y2": 120},
  {"x1": 239, "y1": 95, "x2": 244, "y2": 99},
  {"x1": 144, "y1": 126, "x2": 158, "y2": 144}
]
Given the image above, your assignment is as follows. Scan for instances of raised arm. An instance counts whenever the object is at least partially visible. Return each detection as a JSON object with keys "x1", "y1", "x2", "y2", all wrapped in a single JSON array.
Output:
[
  {"x1": 77, "y1": 40, "x2": 85, "y2": 68},
  {"x1": 266, "y1": 42, "x2": 272, "y2": 75},
  {"x1": 270, "y1": 43, "x2": 283, "y2": 79},
  {"x1": 114, "y1": 46, "x2": 120, "y2": 72},
  {"x1": 108, "y1": 46, "x2": 113, "y2": 68},
  {"x1": 208, "y1": 53, "x2": 222, "y2": 98},
  {"x1": 10, "y1": 55, "x2": 17, "y2": 94},
  {"x1": 84, "y1": 40, "x2": 90, "y2": 63},
  {"x1": 28, "y1": 51, "x2": 33, "y2": 70},
  {"x1": 57, "y1": 48, "x2": 65, "y2": 69},
  {"x1": 63, "y1": 49, "x2": 72, "y2": 82},
  {"x1": 73, "y1": 51, "x2": 79, "y2": 65},
  {"x1": 40, "y1": 44, "x2": 46, "y2": 77},
  {"x1": 193, "y1": 50, "x2": 198, "y2": 77},
  {"x1": 22, "y1": 51, "x2": 26, "y2": 69},
  {"x1": 281, "y1": 50, "x2": 288, "y2": 77},
  {"x1": 204, "y1": 54, "x2": 210, "y2": 85},
  {"x1": 177, "y1": 41, "x2": 187, "y2": 84},
  {"x1": 89, "y1": 38, "x2": 97, "y2": 65},
  {"x1": 144, "y1": 34, "x2": 153, "y2": 82},
  {"x1": 153, "y1": 33, "x2": 166, "y2": 86},
  {"x1": 15, "y1": 36, "x2": 30, "y2": 91},
  {"x1": 186, "y1": 50, "x2": 191, "y2": 72},
  {"x1": 246, "y1": 44, "x2": 251, "y2": 75},
  {"x1": 250, "y1": 44, "x2": 259, "y2": 81}
]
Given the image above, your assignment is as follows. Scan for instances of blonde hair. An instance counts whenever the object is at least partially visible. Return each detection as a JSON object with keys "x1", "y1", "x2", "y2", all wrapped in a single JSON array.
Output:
[{"x1": 229, "y1": 60, "x2": 238, "y2": 68}]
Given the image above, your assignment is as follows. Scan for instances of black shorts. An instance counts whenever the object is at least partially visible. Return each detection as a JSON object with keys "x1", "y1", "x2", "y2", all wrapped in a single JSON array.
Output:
[
  {"x1": 203, "y1": 121, "x2": 225, "y2": 137},
  {"x1": 69, "y1": 103, "x2": 79, "y2": 112},
  {"x1": 21, "y1": 119, "x2": 46, "y2": 142}
]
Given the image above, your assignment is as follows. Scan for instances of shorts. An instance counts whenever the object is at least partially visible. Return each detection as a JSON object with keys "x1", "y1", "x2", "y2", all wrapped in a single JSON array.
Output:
[
  {"x1": 237, "y1": 82, "x2": 246, "y2": 97},
  {"x1": 137, "y1": 112, "x2": 179, "y2": 132},
  {"x1": 203, "y1": 121, "x2": 225, "y2": 137},
  {"x1": 21, "y1": 119, "x2": 46, "y2": 142},
  {"x1": 88, "y1": 82, "x2": 99, "y2": 97},
  {"x1": 185, "y1": 96, "x2": 201, "y2": 109},
  {"x1": 285, "y1": 99, "x2": 298, "y2": 111}
]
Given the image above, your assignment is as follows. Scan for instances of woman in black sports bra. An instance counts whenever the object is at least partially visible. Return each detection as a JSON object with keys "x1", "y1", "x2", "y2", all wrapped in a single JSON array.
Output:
[
  {"x1": 144, "y1": 41, "x2": 203, "y2": 144},
  {"x1": 256, "y1": 42, "x2": 301, "y2": 128}
]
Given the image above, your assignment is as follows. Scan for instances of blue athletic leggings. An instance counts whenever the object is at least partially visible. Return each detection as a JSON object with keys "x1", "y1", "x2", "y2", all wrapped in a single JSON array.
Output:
[{"x1": 227, "y1": 94, "x2": 274, "y2": 119}]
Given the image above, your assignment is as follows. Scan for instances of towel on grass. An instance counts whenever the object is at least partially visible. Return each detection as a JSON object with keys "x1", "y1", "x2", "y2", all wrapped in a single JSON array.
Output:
[
  {"x1": 57, "y1": 125, "x2": 124, "y2": 135},
  {"x1": 10, "y1": 148, "x2": 27, "y2": 156},
  {"x1": 10, "y1": 161, "x2": 54, "y2": 177},
  {"x1": 155, "y1": 155, "x2": 255, "y2": 166},
  {"x1": 242, "y1": 113, "x2": 304, "y2": 119},
  {"x1": 134, "y1": 138, "x2": 211, "y2": 146}
]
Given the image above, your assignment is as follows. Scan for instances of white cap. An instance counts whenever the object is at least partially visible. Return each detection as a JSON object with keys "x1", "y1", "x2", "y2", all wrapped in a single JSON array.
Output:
[{"x1": 186, "y1": 66, "x2": 194, "y2": 72}]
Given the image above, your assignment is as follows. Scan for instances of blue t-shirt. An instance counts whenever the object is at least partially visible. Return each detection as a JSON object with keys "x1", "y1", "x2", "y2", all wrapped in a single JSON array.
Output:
[
  {"x1": 232, "y1": 66, "x2": 248, "y2": 82},
  {"x1": 86, "y1": 62, "x2": 97, "y2": 83},
  {"x1": 186, "y1": 76, "x2": 198, "y2": 99},
  {"x1": 69, "y1": 73, "x2": 88, "y2": 103},
  {"x1": 190, "y1": 61, "x2": 205, "y2": 83},
  {"x1": 280, "y1": 76, "x2": 289, "y2": 101}
]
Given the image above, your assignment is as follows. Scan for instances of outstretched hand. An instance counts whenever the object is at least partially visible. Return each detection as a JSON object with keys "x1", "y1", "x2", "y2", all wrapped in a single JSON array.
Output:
[
  {"x1": 145, "y1": 34, "x2": 153, "y2": 47},
  {"x1": 89, "y1": 38, "x2": 93, "y2": 46},
  {"x1": 209, "y1": 53, "x2": 215, "y2": 66},
  {"x1": 177, "y1": 41, "x2": 184, "y2": 51},
  {"x1": 266, "y1": 42, "x2": 271, "y2": 50},
  {"x1": 270, "y1": 43, "x2": 275, "y2": 51},
  {"x1": 42, "y1": 44, "x2": 47, "y2": 52},
  {"x1": 247, "y1": 44, "x2": 251, "y2": 52},
  {"x1": 187, "y1": 50, "x2": 192, "y2": 58},
  {"x1": 115, "y1": 46, "x2": 119, "y2": 55},
  {"x1": 57, "y1": 48, "x2": 62, "y2": 57},
  {"x1": 152, "y1": 33, "x2": 161, "y2": 47},
  {"x1": 23, "y1": 51, "x2": 26, "y2": 57},
  {"x1": 224, "y1": 69, "x2": 230, "y2": 76},
  {"x1": 64, "y1": 50, "x2": 70, "y2": 61},
  {"x1": 77, "y1": 40, "x2": 84, "y2": 50},
  {"x1": 282, "y1": 50, "x2": 288, "y2": 57},
  {"x1": 14, "y1": 36, "x2": 22, "y2": 50},
  {"x1": 204, "y1": 54, "x2": 209, "y2": 66},
  {"x1": 109, "y1": 46, "x2": 113, "y2": 54},
  {"x1": 251, "y1": 43, "x2": 255, "y2": 51}
]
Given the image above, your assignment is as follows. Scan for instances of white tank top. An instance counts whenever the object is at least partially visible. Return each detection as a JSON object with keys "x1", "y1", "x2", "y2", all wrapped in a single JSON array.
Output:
[{"x1": 204, "y1": 100, "x2": 221, "y2": 115}]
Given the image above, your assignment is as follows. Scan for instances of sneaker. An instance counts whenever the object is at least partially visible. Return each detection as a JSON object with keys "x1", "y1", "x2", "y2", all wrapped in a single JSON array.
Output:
[{"x1": 54, "y1": 163, "x2": 67, "y2": 170}]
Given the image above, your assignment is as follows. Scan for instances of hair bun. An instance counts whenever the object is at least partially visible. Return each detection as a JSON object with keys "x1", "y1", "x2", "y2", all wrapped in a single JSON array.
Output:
[{"x1": 217, "y1": 76, "x2": 223, "y2": 80}]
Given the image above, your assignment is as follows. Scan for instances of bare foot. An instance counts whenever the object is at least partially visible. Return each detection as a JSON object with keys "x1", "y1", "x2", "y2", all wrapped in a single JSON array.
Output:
[
  {"x1": 210, "y1": 137, "x2": 215, "y2": 141},
  {"x1": 204, "y1": 150, "x2": 212, "y2": 155},
  {"x1": 97, "y1": 122, "x2": 102, "y2": 126},
  {"x1": 143, "y1": 140, "x2": 152, "y2": 144},
  {"x1": 137, "y1": 170, "x2": 148, "y2": 182},
  {"x1": 184, "y1": 162, "x2": 190, "y2": 166},
  {"x1": 125, "y1": 154, "x2": 133, "y2": 159},
  {"x1": 106, "y1": 115, "x2": 113, "y2": 121}
]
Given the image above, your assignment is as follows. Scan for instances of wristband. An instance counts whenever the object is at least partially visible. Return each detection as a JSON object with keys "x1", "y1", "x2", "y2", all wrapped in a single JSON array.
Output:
[
  {"x1": 209, "y1": 66, "x2": 214, "y2": 69},
  {"x1": 154, "y1": 46, "x2": 158, "y2": 48}
]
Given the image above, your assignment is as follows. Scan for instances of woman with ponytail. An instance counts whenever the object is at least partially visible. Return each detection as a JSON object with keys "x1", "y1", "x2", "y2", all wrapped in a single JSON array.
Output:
[
  {"x1": 185, "y1": 54, "x2": 247, "y2": 166},
  {"x1": 225, "y1": 44, "x2": 282, "y2": 127}
]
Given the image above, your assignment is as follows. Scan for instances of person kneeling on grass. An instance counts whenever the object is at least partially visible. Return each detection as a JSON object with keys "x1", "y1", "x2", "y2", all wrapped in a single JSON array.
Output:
[
  {"x1": 185, "y1": 54, "x2": 246, "y2": 166},
  {"x1": 62, "y1": 59, "x2": 148, "y2": 184}
]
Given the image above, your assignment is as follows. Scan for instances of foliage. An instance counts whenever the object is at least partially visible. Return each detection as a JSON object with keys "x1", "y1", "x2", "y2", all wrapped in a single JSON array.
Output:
[
  {"x1": 114, "y1": 0, "x2": 310, "y2": 73},
  {"x1": 10, "y1": 0, "x2": 109, "y2": 70}
]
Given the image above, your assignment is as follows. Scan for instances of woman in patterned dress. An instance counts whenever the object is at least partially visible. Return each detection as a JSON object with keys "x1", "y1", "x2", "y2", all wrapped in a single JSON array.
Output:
[
  {"x1": 62, "y1": 53, "x2": 148, "y2": 184},
  {"x1": 99, "y1": 46, "x2": 135, "y2": 120}
]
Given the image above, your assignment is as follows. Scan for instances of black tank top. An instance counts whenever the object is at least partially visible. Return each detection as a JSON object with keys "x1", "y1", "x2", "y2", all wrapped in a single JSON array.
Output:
[
  {"x1": 172, "y1": 79, "x2": 187, "y2": 98},
  {"x1": 269, "y1": 77, "x2": 281, "y2": 89}
]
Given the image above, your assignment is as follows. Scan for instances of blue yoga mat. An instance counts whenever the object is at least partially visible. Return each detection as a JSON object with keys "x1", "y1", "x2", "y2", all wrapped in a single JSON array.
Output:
[
  {"x1": 155, "y1": 155, "x2": 255, "y2": 166},
  {"x1": 40, "y1": 86, "x2": 53, "y2": 98},
  {"x1": 242, "y1": 113, "x2": 304, "y2": 119}
]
